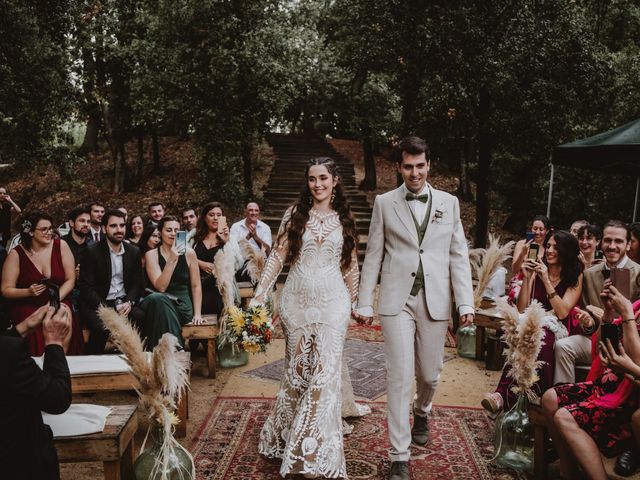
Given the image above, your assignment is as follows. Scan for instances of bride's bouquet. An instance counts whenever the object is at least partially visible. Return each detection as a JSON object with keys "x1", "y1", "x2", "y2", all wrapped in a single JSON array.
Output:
[{"x1": 218, "y1": 304, "x2": 274, "y2": 354}]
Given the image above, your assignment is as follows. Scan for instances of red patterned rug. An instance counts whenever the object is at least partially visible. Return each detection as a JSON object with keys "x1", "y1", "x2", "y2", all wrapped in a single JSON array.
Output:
[{"x1": 191, "y1": 398, "x2": 525, "y2": 479}]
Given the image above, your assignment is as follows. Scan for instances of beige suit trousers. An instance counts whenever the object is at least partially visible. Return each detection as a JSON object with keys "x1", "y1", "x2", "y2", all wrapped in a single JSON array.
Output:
[
  {"x1": 381, "y1": 289, "x2": 449, "y2": 461},
  {"x1": 553, "y1": 334, "x2": 592, "y2": 384}
]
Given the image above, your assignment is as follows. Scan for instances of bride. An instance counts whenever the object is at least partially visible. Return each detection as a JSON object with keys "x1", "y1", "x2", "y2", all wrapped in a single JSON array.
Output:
[{"x1": 252, "y1": 157, "x2": 366, "y2": 478}]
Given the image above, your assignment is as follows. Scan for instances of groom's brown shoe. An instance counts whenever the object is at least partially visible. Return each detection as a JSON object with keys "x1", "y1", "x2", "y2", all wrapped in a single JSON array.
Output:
[
  {"x1": 411, "y1": 414, "x2": 430, "y2": 446},
  {"x1": 389, "y1": 461, "x2": 409, "y2": 480}
]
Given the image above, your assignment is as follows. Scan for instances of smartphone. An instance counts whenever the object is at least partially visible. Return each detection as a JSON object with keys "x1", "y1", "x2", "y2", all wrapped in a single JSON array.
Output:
[
  {"x1": 527, "y1": 243, "x2": 539, "y2": 261},
  {"x1": 217, "y1": 216, "x2": 227, "y2": 234},
  {"x1": 601, "y1": 323, "x2": 621, "y2": 354},
  {"x1": 525, "y1": 231, "x2": 535, "y2": 242},
  {"x1": 610, "y1": 267, "x2": 631, "y2": 299},
  {"x1": 44, "y1": 281, "x2": 60, "y2": 313},
  {"x1": 595, "y1": 250, "x2": 604, "y2": 260},
  {"x1": 176, "y1": 230, "x2": 187, "y2": 255}
]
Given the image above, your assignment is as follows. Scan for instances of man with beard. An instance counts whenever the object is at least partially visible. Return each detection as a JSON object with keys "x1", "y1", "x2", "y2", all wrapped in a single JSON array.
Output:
[
  {"x1": 78, "y1": 210, "x2": 144, "y2": 354},
  {"x1": 182, "y1": 206, "x2": 198, "y2": 247},
  {"x1": 62, "y1": 206, "x2": 92, "y2": 269}
]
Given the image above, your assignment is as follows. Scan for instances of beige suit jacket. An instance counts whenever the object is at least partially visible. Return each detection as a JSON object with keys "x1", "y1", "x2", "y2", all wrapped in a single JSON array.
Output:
[
  {"x1": 582, "y1": 258, "x2": 640, "y2": 308},
  {"x1": 357, "y1": 185, "x2": 474, "y2": 319}
]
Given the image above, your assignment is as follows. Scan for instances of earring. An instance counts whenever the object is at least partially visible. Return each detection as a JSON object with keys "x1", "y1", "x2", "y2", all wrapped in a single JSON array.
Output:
[{"x1": 331, "y1": 191, "x2": 336, "y2": 204}]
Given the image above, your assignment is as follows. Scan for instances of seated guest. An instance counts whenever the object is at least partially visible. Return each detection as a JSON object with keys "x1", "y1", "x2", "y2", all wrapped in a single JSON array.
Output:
[
  {"x1": 569, "y1": 219, "x2": 588, "y2": 238},
  {"x1": 126, "y1": 214, "x2": 145, "y2": 245},
  {"x1": 576, "y1": 223, "x2": 602, "y2": 269},
  {"x1": 194, "y1": 203, "x2": 228, "y2": 315},
  {"x1": 0, "y1": 304, "x2": 72, "y2": 480},
  {"x1": 139, "y1": 224, "x2": 161, "y2": 263},
  {"x1": 483, "y1": 231, "x2": 583, "y2": 412},
  {"x1": 0, "y1": 242, "x2": 7, "y2": 328},
  {"x1": 78, "y1": 210, "x2": 144, "y2": 354},
  {"x1": 512, "y1": 215, "x2": 549, "y2": 273},
  {"x1": 140, "y1": 216, "x2": 203, "y2": 349},
  {"x1": 61, "y1": 206, "x2": 91, "y2": 273},
  {"x1": 556, "y1": 220, "x2": 640, "y2": 385},
  {"x1": 1, "y1": 211, "x2": 84, "y2": 355},
  {"x1": 117, "y1": 207, "x2": 128, "y2": 223},
  {"x1": 230, "y1": 201, "x2": 272, "y2": 256},
  {"x1": 87, "y1": 201, "x2": 105, "y2": 243},
  {"x1": 629, "y1": 222, "x2": 640, "y2": 264},
  {"x1": 181, "y1": 206, "x2": 198, "y2": 247},
  {"x1": 542, "y1": 284, "x2": 640, "y2": 480},
  {"x1": 0, "y1": 186, "x2": 22, "y2": 247},
  {"x1": 147, "y1": 201, "x2": 165, "y2": 226}
]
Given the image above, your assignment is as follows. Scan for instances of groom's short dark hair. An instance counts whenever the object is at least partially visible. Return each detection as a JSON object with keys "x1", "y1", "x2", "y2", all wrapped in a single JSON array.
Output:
[{"x1": 393, "y1": 136, "x2": 429, "y2": 164}]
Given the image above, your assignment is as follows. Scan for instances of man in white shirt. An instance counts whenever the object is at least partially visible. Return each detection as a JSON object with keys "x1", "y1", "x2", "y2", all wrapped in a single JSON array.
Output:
[
  {"x1": 78, "y1": 210, "x2": 143, "y2": 354},
  {"x1": 230, "y1": 202, "x2": 272, "y2": 256},
  {"x1": 182, "y1": 207, "x2": 198, "y2": 247}
]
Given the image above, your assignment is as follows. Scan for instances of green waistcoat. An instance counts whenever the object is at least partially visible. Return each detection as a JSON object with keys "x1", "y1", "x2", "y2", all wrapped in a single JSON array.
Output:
[{"x1": 409, "y1": 195, "x2": 432, "y2": 296}]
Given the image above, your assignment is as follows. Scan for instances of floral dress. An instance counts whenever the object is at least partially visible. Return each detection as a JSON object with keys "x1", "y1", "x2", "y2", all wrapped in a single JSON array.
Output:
[{"x1": 253, "y1": 207, "x2": 359, "y2": 478}]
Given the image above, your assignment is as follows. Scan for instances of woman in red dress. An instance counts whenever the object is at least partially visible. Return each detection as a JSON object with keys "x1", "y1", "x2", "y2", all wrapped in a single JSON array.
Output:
[{"x1": 1, "y1": 211, "x2": 84, "y2": 355}]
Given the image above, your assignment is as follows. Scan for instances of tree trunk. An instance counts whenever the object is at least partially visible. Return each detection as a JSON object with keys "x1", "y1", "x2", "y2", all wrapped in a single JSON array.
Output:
[
  {"x1": 136, "y1": 129, "x2": 145, "y2": 187},
  {"x1": 474, "y1": 89, "x2": 491, "y2": 248},
  {"x1": 458, "y1": 138, "x2": 474, "y2": 202},
  {"x1": 77, "y1": 28, "x2": 101, "y2": 155},
  {"x1": 151, "y1": 128, "x2": 160, "y2": 173},
  {"x1": 241, "y1": 138, "x2": 253, "y2": 196},
  {"x1": 79, "y1": 111, "x2": 101, "y2": 155},
  {"x1": 360, "y1": 134, "x2": 377, "y2": 191}
]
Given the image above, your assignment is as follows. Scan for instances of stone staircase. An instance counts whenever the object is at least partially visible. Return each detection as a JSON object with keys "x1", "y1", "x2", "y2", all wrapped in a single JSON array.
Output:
[{"x1": 262, "y1": 133, "x2": 373, "y2": 278}]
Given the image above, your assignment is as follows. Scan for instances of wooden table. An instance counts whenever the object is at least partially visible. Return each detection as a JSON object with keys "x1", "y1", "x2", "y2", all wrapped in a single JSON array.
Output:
[
  {"x1": 474, "y1": 306, "x2": 505, "y2": 361},
  {"x1": 182, "y1": 315, "x2": 218, "y2": 379},
  {"x1": 55, "y1": 404, "x2": 138, "y2": 480},
  {"x1": 71, "y1": 351, "x2": 191, "y2": 438}
]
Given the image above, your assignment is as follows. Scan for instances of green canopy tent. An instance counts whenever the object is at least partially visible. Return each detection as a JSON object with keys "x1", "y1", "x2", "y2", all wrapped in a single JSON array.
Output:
[{"x1": 548, "y1": 118, "x2": 640, "y2": 220}]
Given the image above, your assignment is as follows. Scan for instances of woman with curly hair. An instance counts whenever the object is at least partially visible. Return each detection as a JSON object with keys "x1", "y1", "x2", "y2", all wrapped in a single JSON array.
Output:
[
  {"x1": 483, "y1": 230, "x2": 584, "y2": 412},
  {"x1": 1, "y1": 211, "x2": 84, "y2": 355},
  {"x1": 251, "y1": 157, "x2": 364, "y2": 478}
]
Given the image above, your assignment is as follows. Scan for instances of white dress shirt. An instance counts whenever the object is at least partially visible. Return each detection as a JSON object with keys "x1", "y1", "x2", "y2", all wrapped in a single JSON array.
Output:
[
  {"x1": 106, "y1": 242, "x2": 125, "y2": 300},
  {"x1": 402, "y1": 183, "x2": 430, "y2": 225},
  {"x1": 230, "y1": 219, "x2": 272, "y2": 253}
]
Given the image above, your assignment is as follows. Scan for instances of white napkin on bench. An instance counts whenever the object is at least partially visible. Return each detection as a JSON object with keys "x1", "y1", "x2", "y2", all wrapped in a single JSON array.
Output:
[
  {"x1": 43, "y1": 404, "x2": 111, "y2": 437},
  {"x1": 32, "y1": 354, "x2": 134, "y2": 376}
]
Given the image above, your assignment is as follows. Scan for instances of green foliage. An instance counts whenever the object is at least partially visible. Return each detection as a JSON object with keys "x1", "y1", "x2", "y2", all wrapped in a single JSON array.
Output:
[{"x1": 0, "y1": 1, "x2": 75, "y2": 166}]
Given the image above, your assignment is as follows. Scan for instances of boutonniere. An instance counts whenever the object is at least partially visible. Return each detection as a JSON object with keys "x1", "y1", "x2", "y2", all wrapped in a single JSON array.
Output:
[{"x1": 433, "y1": 204, "x2": 446, "y2": 224}]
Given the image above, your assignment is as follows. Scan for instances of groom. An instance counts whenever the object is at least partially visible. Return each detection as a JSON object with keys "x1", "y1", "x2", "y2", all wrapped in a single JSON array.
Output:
[{"x1": 356, "y1": 136, "x2": 474, "y2": 480}]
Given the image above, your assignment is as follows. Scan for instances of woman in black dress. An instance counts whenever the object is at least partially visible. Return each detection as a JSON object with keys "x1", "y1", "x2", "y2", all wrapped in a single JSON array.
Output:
[{"x1": 193, "y1": 202, "x2": 229, "y2": 315}]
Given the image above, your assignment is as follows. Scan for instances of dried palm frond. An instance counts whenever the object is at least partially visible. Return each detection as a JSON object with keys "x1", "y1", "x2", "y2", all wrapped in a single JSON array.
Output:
[
  {"x1": 213, "y1": 248, "x2": 236, "y2": 310},
  {"x1": 472, "y1": 234, "x2": 514, "y2": 308},
  {"x1": 98, "y1": 307, "x2": 194, "y2": 479},
  {"x1": 496, "y1": 298, "x2": 546, "y2": 401},
  {"x1": 238, "y1": 238, "x2": 266, "y2": 284}
]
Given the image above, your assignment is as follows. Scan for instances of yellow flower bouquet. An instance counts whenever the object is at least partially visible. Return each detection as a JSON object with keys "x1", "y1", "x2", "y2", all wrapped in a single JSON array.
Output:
[{"x1": 218, "y1": 304, "x2": 274, "y2": 354}]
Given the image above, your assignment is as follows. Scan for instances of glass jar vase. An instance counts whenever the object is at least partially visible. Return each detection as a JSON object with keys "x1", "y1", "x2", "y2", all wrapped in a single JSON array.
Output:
[
  {"x1": 218, "y1": 342, "x2": 249, "y2": 368},
  {"x1": 493, "y1": 394, "x2": 534, "y2": 472},
  {"x1": 456, "y1": 324, "x2": 476, "y2": 359},
  {"x1": 134, "y1": 425, "x2": 194, "y2": 480}
]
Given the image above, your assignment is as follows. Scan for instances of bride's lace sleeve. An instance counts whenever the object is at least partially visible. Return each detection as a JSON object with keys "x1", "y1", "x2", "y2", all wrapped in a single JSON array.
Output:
[
  {"x1": 342, "y1": 249, "x2": 360, "y2": 305},
  {"x1": 252, "y1": 207, "x2": 292, "y2": 304}
]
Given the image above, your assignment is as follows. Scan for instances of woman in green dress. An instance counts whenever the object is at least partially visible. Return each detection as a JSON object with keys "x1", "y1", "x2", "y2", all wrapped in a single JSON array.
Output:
[{"x1": 141, "y1": 216, "x2": 203, "y2": 349}]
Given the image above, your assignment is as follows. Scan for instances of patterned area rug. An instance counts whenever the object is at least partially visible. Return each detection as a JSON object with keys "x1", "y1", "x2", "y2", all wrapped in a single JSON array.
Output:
[
  {"x1": 242, "y1": 339, "x2": 387, "y2": 400},
  {"x1": 191, "y1": 398, "x2": 526, "y2": 480}
]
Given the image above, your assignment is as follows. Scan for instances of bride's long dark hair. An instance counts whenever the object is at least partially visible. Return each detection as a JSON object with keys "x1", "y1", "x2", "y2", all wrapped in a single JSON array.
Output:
[{"x1": 277, "y1": 157, "x2": 358, "y2": 271}]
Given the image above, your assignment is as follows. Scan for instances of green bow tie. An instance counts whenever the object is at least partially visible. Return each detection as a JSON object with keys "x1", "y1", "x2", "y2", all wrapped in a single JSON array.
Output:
[{"x1": 406, "y1": 193, "x2": 429, "y2": 203}]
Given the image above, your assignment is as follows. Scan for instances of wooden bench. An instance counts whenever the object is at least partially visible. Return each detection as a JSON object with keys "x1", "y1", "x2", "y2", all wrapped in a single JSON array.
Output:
[
  {"x1": 71, "y1": 352, "x2": 191, "y2": 438},
  {"x1": 181, "y1": 314, "x2": 218, "y2": 379},
  {"x1": 55, "y1": 404, "x2": 137, "y2": 480},
  {"x1": 238, "y1": 280, "x2": 254, "y2": 308}
]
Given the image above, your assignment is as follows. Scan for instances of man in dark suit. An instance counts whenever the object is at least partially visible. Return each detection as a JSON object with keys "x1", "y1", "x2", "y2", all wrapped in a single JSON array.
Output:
[
  {"x1": 79, "y1": 209, "x2": 144, "y2": 354},
  {"x1": 0, "y1": 304, "x2": 72, "y2": 480}
]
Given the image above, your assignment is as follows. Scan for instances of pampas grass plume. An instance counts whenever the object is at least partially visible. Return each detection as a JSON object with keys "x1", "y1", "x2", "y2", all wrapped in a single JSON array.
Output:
[
  {"x1": 472, "y1": 234, "x2": 514, "y2": 308},
  {"x1": 239, "y1": 238, "x2": 266, "y2": 284}
]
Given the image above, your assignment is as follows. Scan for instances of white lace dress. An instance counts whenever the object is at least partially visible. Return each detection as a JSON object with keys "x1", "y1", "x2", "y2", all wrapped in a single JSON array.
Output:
[{"x1": 254, "y1": 208, "x2": 360, "y2": 478}]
